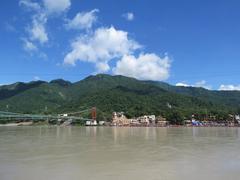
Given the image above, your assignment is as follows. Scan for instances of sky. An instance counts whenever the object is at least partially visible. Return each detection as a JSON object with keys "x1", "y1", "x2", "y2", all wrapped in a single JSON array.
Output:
[{"x1": 1, "y1": 0, "x2": 240, "y2": 90}]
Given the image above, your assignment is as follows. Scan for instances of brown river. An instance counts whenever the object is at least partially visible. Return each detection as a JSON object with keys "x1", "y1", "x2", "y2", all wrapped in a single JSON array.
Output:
[{"x1": 0, "y1": 126, "x2": 240, "y2": 180}]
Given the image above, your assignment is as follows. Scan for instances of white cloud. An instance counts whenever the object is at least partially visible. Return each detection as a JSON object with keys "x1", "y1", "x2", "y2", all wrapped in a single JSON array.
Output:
[
  {"x1": 43, "y1": 0, "x2": 71, "y2": 14},
  {"x1": 33, "y1": 76, "x2": 40, "y2": 81},
  {"x1": 64, "y1": 26, "x2": 141, "y2": 72},
  {"x1": 20, "y1": 0, "x2": 71, "y2": 15},
  {"x1": 20, "y1": 1, "x2": 48, "y2": 47},
  {"x1": 19, "y1": 0, "x2": 41, "y2": 11},
  {"x1": 123, "y1": 12, "x2": 134, "y2": 21},
  {"x1": 113, "y1": 53, "x2": 171, "y2": 81},
  {"x1": 176, "y1": 82, "x2": 190, "y2": 87},
  {"x1": 176, "y1": 80, "x2": 212, "y2": 90},
  {"x1": 20, "y1": 0, "x2": 72, "y2": 49},
  {"x1": 219, "y1": 84, "x2": 240, "y2": 91},
  {"x1": 22, "y1": 38, "x2": 38, "y2": 52},
  {"x1": 19, "y1": 1, "x2": 173, "y2": 80},
  {"x1": 28, "y1": 13, "x2": 48, "y2": 44},
  {"x1": 66, "y1": 9, "x2": 99, "y2": 30},
  {"x1": 95, "y1": 62, "x2": 110, "y2": 72},
  {"x1": 19, "y1": 0, "x2": 73, "y2": 59}
]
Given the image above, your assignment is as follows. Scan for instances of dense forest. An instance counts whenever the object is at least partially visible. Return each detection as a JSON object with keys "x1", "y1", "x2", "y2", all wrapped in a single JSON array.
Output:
[{"x1": 0, "y1": 74, "x2": 240, "y2": 122}]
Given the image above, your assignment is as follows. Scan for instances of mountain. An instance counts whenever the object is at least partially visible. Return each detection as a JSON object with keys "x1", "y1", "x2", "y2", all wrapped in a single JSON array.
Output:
[
  {"x1": 148, "y1": 81, "x2": 240, "y2": 108},
  {"x1": 0, "y1": 74, "x2": 239, "y2": 121}
]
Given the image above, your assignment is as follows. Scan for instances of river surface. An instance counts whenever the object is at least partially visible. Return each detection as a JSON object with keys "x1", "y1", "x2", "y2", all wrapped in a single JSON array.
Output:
[{"x1": 0, "y1": 126, "x2": 240, "y2": 180}]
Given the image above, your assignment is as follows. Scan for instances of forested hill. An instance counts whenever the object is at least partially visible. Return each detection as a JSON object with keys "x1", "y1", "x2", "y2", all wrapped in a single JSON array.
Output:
[{"x1": 0, "y1": 74, "x2": 239, "y2": 120}]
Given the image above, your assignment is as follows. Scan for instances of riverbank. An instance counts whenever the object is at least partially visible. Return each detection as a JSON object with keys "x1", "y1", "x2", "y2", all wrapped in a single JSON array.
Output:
[
  {"x1": 0, "y1": 122, "x2": 33, "y2": 127},
  {"x1": 0, "y1": 123, "x2": 239, "y2": 128}
]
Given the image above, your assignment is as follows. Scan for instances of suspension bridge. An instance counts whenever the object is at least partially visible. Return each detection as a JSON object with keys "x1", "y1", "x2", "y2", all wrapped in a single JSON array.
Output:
[{"x1": 0, "y1": 107, "x2": 98, "y2": 125}]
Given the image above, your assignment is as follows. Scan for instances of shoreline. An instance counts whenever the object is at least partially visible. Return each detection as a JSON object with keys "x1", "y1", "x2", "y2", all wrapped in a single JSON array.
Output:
[
  {"x1": 0, "y1": 122, "x2": 33, "y2": 127},
  {"x1": 0, "y1": 123, "x2": 239, "y2": 128}
]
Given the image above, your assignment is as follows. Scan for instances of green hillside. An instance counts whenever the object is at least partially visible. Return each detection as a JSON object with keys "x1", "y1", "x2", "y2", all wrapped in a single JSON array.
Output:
[{"x1": 0, "y1": 74, "x2": 239, "y2": 121}]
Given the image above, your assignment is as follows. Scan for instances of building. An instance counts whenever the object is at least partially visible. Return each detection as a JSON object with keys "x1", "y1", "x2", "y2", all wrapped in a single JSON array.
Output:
[
  {"x1": 112, "y1": 112, "x2": 131, "y2": 126},
  {"x1": 99, "y1": 121, "x2": 105, "y2": 126},
  {"x1": 86, "y1": 120, "x2": 97, "y2": 126},
  {"x1": 86, "y1": 121, "x2": 91, "y2": 126},
  {"x1": 156, "y1": 116, "x2": 169, "y2": 127},
  {"x1": 147, "y1": 115, "x2": 156, "y2": 124},
  {"x1": 236, "y1": 115, "x2": 240, "y2": 120},
  {"x1": 138, "y1": 116, "x2": 149, "y2": 125},
  {"x1": 59, "y1": 114, "x2": 68, "y2": 117},
  {"x1": 138, "y1": 115, "x2": 156, "y2": 125},
  {"x1": 130, "y1": 118, "x2": 141, "y2": 126},
  {"x1": 235, "y1": 115, "x2": 240, "y2": 125},
  {"x1": 184, "y1": 120, "x2": 192, "y2": 126}
]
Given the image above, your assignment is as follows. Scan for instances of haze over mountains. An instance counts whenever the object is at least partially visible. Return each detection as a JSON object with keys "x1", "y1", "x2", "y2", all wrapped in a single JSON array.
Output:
[{"x1": 0, "y1": 74, "x2": 239, "y2": 120}]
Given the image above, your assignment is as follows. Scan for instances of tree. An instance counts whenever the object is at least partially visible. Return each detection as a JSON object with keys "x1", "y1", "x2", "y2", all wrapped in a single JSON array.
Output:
[{"x1": 166, "y1": 110, "x2": 184, "y2": 125}]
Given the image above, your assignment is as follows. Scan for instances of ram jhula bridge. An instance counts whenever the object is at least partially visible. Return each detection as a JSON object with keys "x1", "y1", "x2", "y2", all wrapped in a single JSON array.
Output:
[{"x1": 0, "y1": 107, "x2": 97, "y2": 125}]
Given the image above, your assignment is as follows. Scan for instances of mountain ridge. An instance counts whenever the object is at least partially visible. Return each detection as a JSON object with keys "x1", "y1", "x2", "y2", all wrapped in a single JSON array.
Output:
[{"x1": 0, "y1": 74, "x2": 239, "y2": 120}]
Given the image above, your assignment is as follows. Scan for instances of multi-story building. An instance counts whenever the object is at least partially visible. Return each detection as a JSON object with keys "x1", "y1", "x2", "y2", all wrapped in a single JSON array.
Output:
[
  {"x1": 112, "y1": 112, "x2": 131, "y2": 126},
  {"x1": 138, "y1": 115, "x2": 156, "y2": 125}
]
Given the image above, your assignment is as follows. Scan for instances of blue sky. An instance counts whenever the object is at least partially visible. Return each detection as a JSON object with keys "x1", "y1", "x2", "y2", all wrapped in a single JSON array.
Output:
[{"x1": 1, "y1": 0, "x2": 240, "y2": 90}]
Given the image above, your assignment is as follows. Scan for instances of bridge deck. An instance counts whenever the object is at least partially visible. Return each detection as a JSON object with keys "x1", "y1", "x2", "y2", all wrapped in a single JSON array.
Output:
[{"x1": 0, "y1": 111, "x2": 93, "y2": 122}]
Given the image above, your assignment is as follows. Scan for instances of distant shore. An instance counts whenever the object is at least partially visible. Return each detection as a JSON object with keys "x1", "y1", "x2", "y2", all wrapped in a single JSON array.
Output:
[
  {"x1": 0, "y1": 122, "x2": 239, "y2": 128},
  {"x1": 0, "y1": 122, "x2": 33, "y2": 127}
]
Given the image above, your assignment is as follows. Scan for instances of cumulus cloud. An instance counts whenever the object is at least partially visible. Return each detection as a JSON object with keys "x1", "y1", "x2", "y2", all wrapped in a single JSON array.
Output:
[
  {"x1": 19, "y1": 1, "x2": 173, "y2": 81},
  {"x1": 43, "y1": 0, "x2": 71, "y2": 14},
  {"x1": 219, "y1": 85, "x2": 240, "y2": 91},
  {"x1": 123, "y1": 12, "x2": 134, "y2": 21},
  {"x1": 20, "y1": 0, "x2": 47, "y2": 51},
  {"x1": 113, "y1": 53, "x2": 171, "y2": 81},
  {"x1": 20, "y1": 0, "x2": 71, "y2": 15},
  {"x1": 28, "y1": 13, "x2": 48, "y2": 44},
  {"x1": 176, "y1": 80, "x2": 212, "y2": 90},
  {"x1": 19, "y1": 0, "x2": 72, "y2": 56},
  {"x1": 64, "y1": 26, "x2": 141, "y2": 72},
  {"x1": 66, "y1": 9, "x2": 99, "y2": 30}
]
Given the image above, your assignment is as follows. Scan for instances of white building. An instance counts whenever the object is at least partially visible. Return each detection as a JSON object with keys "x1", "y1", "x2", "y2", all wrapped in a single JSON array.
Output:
[
  {"x1": 138, "y1": 115, "x2": 156, "y2": 125},
  {"x1": 235, "y1": 115, "x2": 240, "y2": 120},
  {"x1": 86, "y1": 121, "x2": 91, "y2": 126},
  {"x1": 99, "y1": 121, "x2": 105, "y2": 126},
  {"x1": 235, "y1": 115, "x2": 240, "y2": 124},
  {"x1": 86, "y1": 120, "x2": 98, "y2": 126}
]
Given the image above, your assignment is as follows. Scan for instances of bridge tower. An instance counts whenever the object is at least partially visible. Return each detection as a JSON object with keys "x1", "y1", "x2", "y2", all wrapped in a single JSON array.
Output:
[{"x1": 91, "y1": 107, "x2": 97, "y2": 125}]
